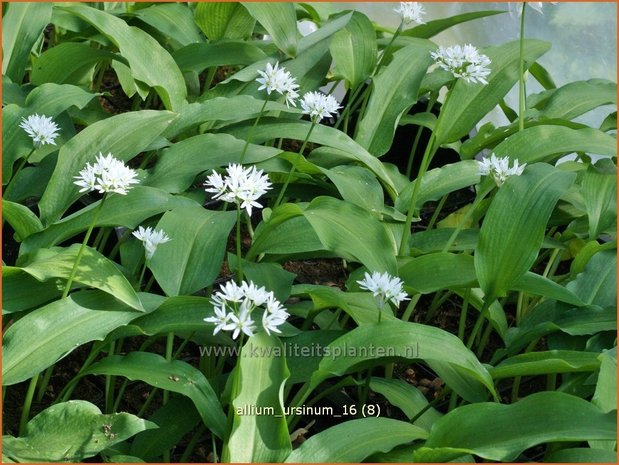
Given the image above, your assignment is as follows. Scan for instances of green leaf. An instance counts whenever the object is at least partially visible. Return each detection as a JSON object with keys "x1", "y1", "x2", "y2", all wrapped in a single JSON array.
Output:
[
  {"x1": 59, "y1": 4, "x2": 187, "y2": 110},
  {"x1": 149, "y1": 204, "x2": 236, "y2": 296},
  {"x1": 581, "y1": 159, "x2": 617, "y2": 239},
  {"x1": 285, "y1": 418, "x2": 428, "y2": 462},
  {"x1": 424, "y1": 392, "x2": 617, "y2": 461},
  {"x1": 22, "y1": 186, "x2": 193, "y2": 254},
  {"x1": 512, "y1": 272, "x2": 584, "y2": 306},
  {"x1": 310, "y1": 320, "x2": 496, "y2": 402},
  {"x1": 399, "y1": 253, "x2": 477, "y2": 293},
  {"x1": 2, "y1": 2, "x2": 52, "y2": 83},
  {"x1": 2, "y1": 267, "x2": 62, "y2": 314},
  {"x1": 2, "y1": 291, "x2": 152, "y2": 386},
  {"x1": 242, "y1": 2, "x2": 298, "y2": 57},
  {"x1": 545, "y1": 447, "x2": 617, "y2": 463},
  {"x1": 303, "y1": 197, "x2": 397, "y2": 274},
  {"x1": 536, "y1": 79, "x2": 617, "y2": 121},
  {"x1": 402, "y1": 10, "x2": 505, "y2": 39},
  {"x1": 228, "y1": 256, "x2": 296, "y2": 303},
  {"x1": 592, "y1": 348, "x2": 617, "y2": 414},
  {"x1": 31, "y1": 42, "x2": 122, "y2": 86},
  {"x1": 224, "y1": 333, "x2": 291, "y2": 462},
  {"x1": 20, "y1": 245, "x2": 143, "y2": 310},
  {"x1": 435, "y1": 39, "x2": 550, "y2": 145},
  {"x1": 475, "y1": 164, "x2": 576, "y2": 299},
  {"x1": 329, "y1": 11, "x2": 377, "y2": 90},
  {"x1": 490, "y1": 350, "x2": 600, "y2": 379},
  {"x1": 2, "y1": 400, "x2": 155, "y2": 462},
  {"x1": 568, "y1": 249, "x2": 616, "y2": 308},
  {"x1": 2, "y1": 200, "x2": 43, "y2": 242},
  {"x1": 78, "y1": 352, "x2": 226, "y2": 439},
  {"x1": 321, "y1": 165, "x2": 385, "y2": 213},
  {"x1": 130, "y1": 3, "x2": 203, "y2": 49},
  {"x1": 39, "y1": 110, "x2": 177, "y2": 224},
  {"x1": 194, "y1": 2, "x2": 255, "y2": 41},
  {"x1": 355, "y1": 40, "x2": 434, "y2": 156},
  {"x1": 283, "y1": 329, "x2": 346, "y2": 384},
  {"x1": 173, "y1": 41, "x2": 266, "y2": 74}
]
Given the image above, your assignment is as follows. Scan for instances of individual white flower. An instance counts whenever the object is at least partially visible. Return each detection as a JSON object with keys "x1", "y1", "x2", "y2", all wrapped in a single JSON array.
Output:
[
  {"x1": 300, "y1": 91, "x2": 341, "y2": 123},
  {"x1": 132, "y1": 226, "x2": 171, "y2": 260},
  {"x1": 19, "y1": 114, "x2": 60, "y2": 148},
  {"x1": 478, "y1": 153, "x2": 526, "y2": 186},
  {"x1": 430, "y1": 44, "x2": 491, "y2": 85},
  {"x1": 262, "y1": 310, "x2": 287, "y2": 335},
  {"x1": 256, "y1": 61, "x2": 300, "y2": 107},
  {"x1": 212, "y1": 281, "x2": 246, "y2": 306},
  {"x1": 204, "y1": 306, "x2": 232, "y2": 335},
  {"x1": 357, "y1": 271, "x2": 410, "y2": 308},
  {"x1": 204, "y1": 163, "x2": 272, "y2": 216},
  {"x1": 394, "y1": 2, "x2": 426, "y2": 24},
  {"x1": 74, "y1": 152, "x2": 139, "y2": 196},
  {"x1": 223, "y1": 303, "x2": 257, "y2": 339},
  {"x1": 242, "y1": 281, "x2": 270, "y2": 307}
]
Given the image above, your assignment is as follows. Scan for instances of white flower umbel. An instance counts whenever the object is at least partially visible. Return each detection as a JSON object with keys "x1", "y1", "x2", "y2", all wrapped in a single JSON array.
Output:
[
  {"x1": 256, "y1": 61, "x2": 300, "y2": 107},
  {"x1": 431, "y1": 44, "x2": 491, "y2": 85},
  {"x1": 204, "y1": 163, "x2": 272, "y2": 216},
  {"x1": 204, "y1": 280, "x2": 289, "y2": 338},
  {"x1": 132, "y1": 226, "x2": 171, "y2": 260},
  {"x1": 394, "y1": 2, "x2": 426, "y2": 24},
  {"x1": 358, "y1": 271, "x2": 410, "y2": 309},
  {"x1": 300, "y1": 91, "x2": 341, "y2": 123},
  {"x1": 20, "y1": 114, "x2": 60, "y2": 148},
  {"x1": 478, "y1": 153, "x2": 526, "y2": 186},
  {"x1": 74, "y1": 152, "x2": 139, "y2": 195}
]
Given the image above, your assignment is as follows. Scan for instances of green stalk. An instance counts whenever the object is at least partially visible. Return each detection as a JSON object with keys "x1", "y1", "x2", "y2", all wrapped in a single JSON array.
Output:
[
  {"x1": 19, "y1": 374, "x2": 39, "y2": 435},
  {"x1": 457, "y1": 289, "x2": 471, "y2": 341},
  {"x1": 273, "y1": 121, "x2": 316, "y2": 208},
  {"x1": 375, "y1": 21, "x2": 404, "y2": 74},
  {"x1": 104, "y1": 340, "x2": 116, "y2": 413},
  {"x1": 400, "y1": 293, "x2": 421, "y2": 322},
  {"x1": 239, "y1": 97, "x2": 270, "y2": 165},
  {"x1": 405, "y1": 95, "x2": 437, "y2": 178},
  {"x1": 4, "y1": 148, "x2": 36, "y2": 199},
  {"x1": 427, "y1": 194, "x2": 448, "y2": 231},
  {"x1": 518, "y1": 2, "x2": 527, "y2": 132},
  {"x1": 35, "y1": 366, "x2": 54, "y2": 403},
  {"x1": 179, "y1": 424, "x2": 207, "y2": 462},
  {"x1": 409, "y1": 387, "x2": 451, "y2": 424},
  {"x1": 163, "y1": 331, "x2": 174, "y2": 463},
  {"x1": 136, "y1": 260, "x2": 147, "y2": 291},
  {"x1": 466, "y1": 298, "x2": 493, "y2": 349},
  {"x1": 62, "y1": 196, "x2": 108, "y2": 298},
  {"x1": 235, "y1": 205, "x2": 243, "y2": 283}
]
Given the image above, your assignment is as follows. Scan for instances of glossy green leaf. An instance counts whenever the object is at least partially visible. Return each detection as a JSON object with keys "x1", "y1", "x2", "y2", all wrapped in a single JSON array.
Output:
[
  {"x1": 581, "y1": 159, "x2": 617, "y2": 239},
  {"x1": 149, "y1": 204, "x2": 236, "y2": 296},
  {"x1": 131, "y1": 3, "x2": 202, "y2": 49},
  {"x1": 2, "y1": 200, "x2": 43, "y2": 242},
  {"x1": 475, "y1": 164, "x2": 576, "y2": 299},
  {"x1": 425, "y1": 392, "x2": 617, "y2": 461},
  {"x1": 402, "y1": 10, "x2": 505, "y2": 39},
  {"x1": 242, "y1": 3, "x2": 298, "y2": 57},
  {"x1": 228, "y1": 256, "x2": 296, "y2": 303},
  {"x1": 321, "y1": 165, "x2": 385, "y2": 213},
  {"x1": 310, "y1": 320, "x2": 496, "y2": 402},
  {"x1": 2, "y1": 400, "x2": 155, "y2": 462},
  {"x1": 490, "y1": 350, "x2": 600, "y2": 379},
  {"x1": 173, "y1": 42, "x2": 266, "y2": 73},
  {"x1": 59, "y1": 4, "x2": 187, "y2": 110},
  {"x1": 2, "y1": 267, "x2": 62, "y2": 314},
  {"x1": 2, "y1": 291, "x2": 152, "y2": 385},
  {"x1": 435, "y1": 39, "x2": 550, "y2": 145},
  {"x1": 78, "y1": 352, "x2": 226, "y2": 439},
  {"x1": 512, "y1": 271, "x2": 584, "y2": 306},
  {"x1": 20, "y1": 245, "x2": 143, "y2": 310},
  {"x1": 355, "y1": 40, "x2": 434, "y2": 156},
  {"x1": 194, "y1": 2, "x2": 255, "y2": 41},
  {"x1": 592, "y1": 348, "x2": 617, "y2": 414},
  {"x1": 545, "y1": 447, "x2": 617, "y2": 463},
  {"x1": 224, "y1": 333, "x2": 291, "y2": 462},
  {"x1": 330, "y1": 11, "x2": 377, "y2": 90},
  {"x1": 39, "y1": 110, "x2": 177, "y2": 224},
  {"x1": 537, "y1": 79, "x2": 616, "y2": 120},
  {"x1": 2, "y1": 2, "x2": 52, "y2": 82},
  {"x1": 284, "y1": 330, "x2": 346, "y2": 384},
  {"x1": 399, "y1": 253, "x2": 477, "y2": 293},
  {"x1": 285, "y1": 418, "x2": 428, "y2": 462}
]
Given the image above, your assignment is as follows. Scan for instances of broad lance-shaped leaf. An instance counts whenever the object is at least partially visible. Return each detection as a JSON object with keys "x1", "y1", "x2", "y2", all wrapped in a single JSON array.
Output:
[
  {"x1": 194, "y1": 2, "x2": 255, "y2": 41},
  {"x1": 536, "y1": 79, "x2": 617, "y2": 121},
  {"x1": 2, "y1": 290, "x2": 153, "y2": 386},
  {"x1": 242, "y1": 3, "x2": 298, "y2": 57},
  {"x1": 580, "y1": 159, "x2": 617, "y2": 239},
  {"x1": 285, "y1": 418, "x2": 428, "y2": 463},
  {"x1": 58, "y1": 4, "x2": 186, "y2": 110},
  {"x1": 20, "y1": 244, "x2": 143, "y2": 310},
  {"x1": 39, "y1": 110, "x2": 177, "y2": 225},
  {"x1": 224, "y1": 333, "x2": 291, "y2": 462},
  {"x1": 355, "y1": 39, "x2": 434, "y2": 156},
  {"x1": 424, "y1": 391, "x2": 617, "y2": 462},
  {"x1": 73, "y1": 352, "x2": 227, "y2": 439},
  {"x1": 475, "y1": 163, "x2": 576, "y2": 300},
  {"x1": 309, "y1": 320, "x2": 497, "y2": 402},
  {"x1": 2, "y1": 400, "x2": 155, "y2": 463},
  {"x1": 149, "y1": 204, "x2": 236, "y2": 296},
  {"x1": 402, "y1": 10, "x2": 505, "y2": 39},
  {"x1": 489, "y1": 350, "x2": 600, "y2": 379},
  {"x1": 434, "y1": 39, "x2": 550, "y2": 145}
]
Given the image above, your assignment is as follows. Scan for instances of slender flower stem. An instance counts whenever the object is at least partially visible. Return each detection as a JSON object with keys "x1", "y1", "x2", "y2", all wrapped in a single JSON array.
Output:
[
  {"x1": 405, "y1": 95, "x2": 437, "y2": 178},
  {"x1": 35, "y1": 366, "x2": 54, "y2": 402},
  {"x1": 235, "y1": 205, "x2": 243, "y2": 283},
  {"x1": 136, "y1": 260, "x2": 148, "y2": 291},
  {"x1": 19, "y1": 374, "x2": 39, "y2": 436},
  {"x1": 4, "y1": 148, "x2": 36, "y2": 198},
  {"x1": 518, "y1": 2, "x2": 527, "y2": 132},
  {"x1": 239, "y1": 98, "x2": 270, "y2": 165},
  {"x1": 466, "y1": 298, "x2": 493, "y2": 349},
  {"x1": 273, "y1": 121, "x2": 316, "y2": 208},
  {"x1": 376, "y1": 21, "x2": 404, "y2": 74}
]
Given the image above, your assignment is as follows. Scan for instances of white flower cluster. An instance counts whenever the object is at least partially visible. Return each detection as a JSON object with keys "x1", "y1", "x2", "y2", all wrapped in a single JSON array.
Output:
[
  {"x1": 256, "y1": 61, "x2": 299, "y2": 107},
  {"x1": 300, "y1": 91, "x2": 341, "y2": 123},
  {"x1": 74, "y1": 152, "x2": 139, "y2": 195},
  {"x1": 20, "y1": 114, "x2": 60, "y2": 148},
  {"x1": 394, "y1": 2, "x2": 426, "y2": 24},
  {"x1": 204, "y1": 163, "x2": 272, "y2": 216},
  {"x1": 478, "y1": 153, "x2": 526, "y2": 187},
  {"x1": 431, "y1": 44, "x2": 492, "y2": 85},
  {"x1": 204, "y1": 281, "x2": 289, "y2": 339},
  {"x1": 357, "y1": 271, "x2": 410, "y2": 308},
  {"x1": 132, "y1": 226, "x2": 171, "y2": 260}
]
